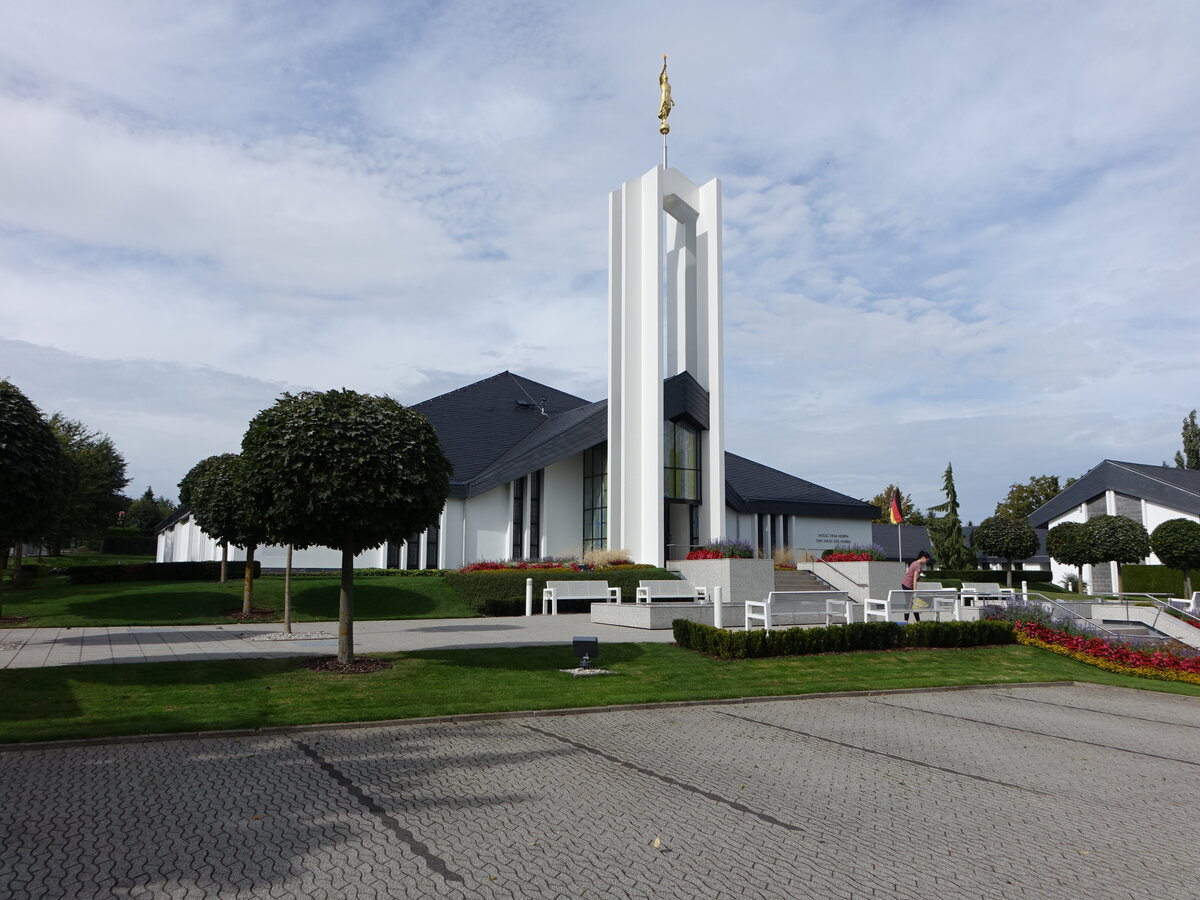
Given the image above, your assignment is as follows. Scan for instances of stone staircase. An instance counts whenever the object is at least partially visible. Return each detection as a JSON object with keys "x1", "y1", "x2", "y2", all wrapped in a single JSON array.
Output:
[{"x1": 774, "y1": 569, "x2": 837, "y2": 592}]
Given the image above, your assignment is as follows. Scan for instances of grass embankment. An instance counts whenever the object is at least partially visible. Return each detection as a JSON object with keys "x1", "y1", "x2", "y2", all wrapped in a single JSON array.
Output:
[
  {"x1": 3, "y1": 643, "x2": 1198, "y2": 745},
  {"x1": 1, "y1": 574, "x2": 476, "y2": 627}
]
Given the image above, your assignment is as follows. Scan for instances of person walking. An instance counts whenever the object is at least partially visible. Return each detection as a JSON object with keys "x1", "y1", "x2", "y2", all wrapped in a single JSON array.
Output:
[{"x1": 901, "y1": 550, "x2": 932, "y2": 622}]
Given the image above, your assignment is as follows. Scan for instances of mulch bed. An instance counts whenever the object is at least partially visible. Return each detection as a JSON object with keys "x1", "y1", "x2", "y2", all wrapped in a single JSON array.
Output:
[
  {"x1": 0, "y1": 616, "x2": 28, "y2": 625},
  {"x1": 220, "y1": 607, "x2": 277, "y2": 621},
  {"x1": 305, "y1": 656, "x2": 394, "y2": 675}
]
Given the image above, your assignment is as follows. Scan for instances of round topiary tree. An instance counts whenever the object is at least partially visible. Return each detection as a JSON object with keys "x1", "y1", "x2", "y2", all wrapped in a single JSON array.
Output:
[
  {"x1": 1045, "y1": 521, "x2": 1094, "y2": 595},
  {"x1": 970, "y1": 515, "x2": 1040, "y2": 588},
  {"x1": 1150, "y1": 517, "x2": 1200, "y2": 599},
  {"x1": 0, "y1": 380, "x2": 62, "y2": 613},
  {"x1": 1082, "y1": 514, "x2": 1151, "y2": 596},
  {"x1": 179, "y1": 453, "x2": 268, "y2": 614},
  {"x1": 241, "y1": 390, "x2": 451, "y2": 664}
]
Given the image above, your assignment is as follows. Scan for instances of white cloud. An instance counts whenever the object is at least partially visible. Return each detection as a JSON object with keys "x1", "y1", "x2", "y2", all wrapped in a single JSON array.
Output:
[{"x1": 0, "y1": 0, "x2": 1198, "y2": 524}]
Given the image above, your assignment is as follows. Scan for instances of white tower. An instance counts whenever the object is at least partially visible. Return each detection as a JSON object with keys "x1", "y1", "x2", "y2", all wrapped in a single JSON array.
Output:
[{"x1": 607, "y1": 165, "x2": 725, "y2": 566}]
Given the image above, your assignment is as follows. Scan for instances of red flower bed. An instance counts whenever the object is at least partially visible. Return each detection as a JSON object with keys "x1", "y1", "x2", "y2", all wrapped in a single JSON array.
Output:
[
  {"x1": 460, "y1": 561, "x2": 582, "y2": 573},
  {"x1": 821, "y1": 551, "x2": 873, "y2": 562},
  {"x1": 685, "y1": 548, "x2": 723, "y2": 560},
  {"x1": 1014, "y1": 621, "x2": 1200, "y2": 684}
]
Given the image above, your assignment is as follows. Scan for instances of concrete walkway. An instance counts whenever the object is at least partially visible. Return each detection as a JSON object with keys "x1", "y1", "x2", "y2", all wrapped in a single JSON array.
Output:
[{"x1": 0, "y1": 615, "x2": 679, "y2": 669}]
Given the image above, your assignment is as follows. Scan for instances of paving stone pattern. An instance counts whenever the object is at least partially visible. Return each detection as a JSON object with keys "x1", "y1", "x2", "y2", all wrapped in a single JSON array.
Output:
[{"x1": 2, "y1": 684, "x2": 1199, "y2": 898}]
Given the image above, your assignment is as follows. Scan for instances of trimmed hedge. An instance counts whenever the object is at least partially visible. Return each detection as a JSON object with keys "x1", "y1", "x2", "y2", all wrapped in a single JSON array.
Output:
[
  {"x1": 1121, "y1": 564, "x2": 1188, "y2": 597},
  {"x1": 672, "y1": 619, "x2": 1016, "y2": 661},
  {"x1": 445, "y1": 566, "x2": 675, "y2": 616},
  {"x1": 99, "y1": 528, "x2": 158, "y2": 556},
  {"x1": 924, "y1": 570, "x2": 1011, "y2": 584},
  {"x1": 67, "y1": 561, "x2": 262, "y2": 585}
]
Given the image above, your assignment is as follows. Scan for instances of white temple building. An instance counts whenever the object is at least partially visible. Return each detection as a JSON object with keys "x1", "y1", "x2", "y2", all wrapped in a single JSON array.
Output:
[{"x1": 158, "y1": 162, "x2": 877, "y2": 570}]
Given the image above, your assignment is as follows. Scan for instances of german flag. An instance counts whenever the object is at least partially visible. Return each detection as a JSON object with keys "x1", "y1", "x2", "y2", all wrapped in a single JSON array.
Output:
[{"x1": 889, "y1": 491, "x2": 904, "y2": 525}]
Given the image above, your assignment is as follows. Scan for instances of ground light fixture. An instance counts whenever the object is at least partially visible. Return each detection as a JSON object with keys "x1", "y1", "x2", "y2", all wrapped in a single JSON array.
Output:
[{"x1": 572, "y1": 636, "x2": 599, "y2": 669}]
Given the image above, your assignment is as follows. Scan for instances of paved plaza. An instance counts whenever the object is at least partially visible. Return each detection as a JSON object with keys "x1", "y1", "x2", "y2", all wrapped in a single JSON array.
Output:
[
  {"x1": 0, "y1": 615, "x2": 679, "y2": 669},
  {"x1": 3, "y1": 683, "x2": 1199, "y2": 898}
]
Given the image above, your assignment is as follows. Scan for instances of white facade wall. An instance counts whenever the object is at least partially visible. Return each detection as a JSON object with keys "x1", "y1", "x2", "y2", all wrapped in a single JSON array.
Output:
[
  {"x1": 790, "y1": 517, "x2": 873, "y2": 555},
  {"x1": 542, "y1": 455, "x2": 584, "y2": 559},
  {"x1": 463, "y1": 483, "x2": 509, "y2": 563}
]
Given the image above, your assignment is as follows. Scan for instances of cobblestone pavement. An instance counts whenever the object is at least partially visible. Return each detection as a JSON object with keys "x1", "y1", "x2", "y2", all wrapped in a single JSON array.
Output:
[
  {"x1": 0, "y1": 615, "x2": 679, "y2": 669},
  {"x1": 3, "y1": 683, "x2": 1199, "y2": 898}
]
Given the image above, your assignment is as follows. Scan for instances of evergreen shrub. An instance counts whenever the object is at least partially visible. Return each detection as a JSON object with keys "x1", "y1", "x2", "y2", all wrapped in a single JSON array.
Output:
[
  {"x1": 1121, "y1": 565, "x2": 1188, "y2": 596},
  {"x1": 446, "y1": 566, "x2": 675, "y2": 615},
  {"x1": 68, "y1": 560, "x2": 262, "y2": 584},
  {"x1": 99, "y1": 527, "x2": 158, "y2": 556},
  {"x1": 671, "y1": 619, "x2": 1015, "y2": 660}
]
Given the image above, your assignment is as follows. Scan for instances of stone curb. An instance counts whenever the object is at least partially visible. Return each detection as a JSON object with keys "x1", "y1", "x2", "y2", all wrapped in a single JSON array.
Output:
[{"x1": 0, "y1": 680, "x2": 1078, "y2": 754}]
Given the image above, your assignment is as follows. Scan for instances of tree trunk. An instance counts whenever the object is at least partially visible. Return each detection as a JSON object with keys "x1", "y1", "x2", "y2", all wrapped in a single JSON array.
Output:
[
  {"x1": 1185, "y1": 571, "x2": 1193, "y2": 599},
  {"x1": 219, "y1": 541, "x2": 228, "y2": 584},
  {"x1": 1005, "y1": 562, "x2": 1014, "y2": 588},
  {"x1": 1077, "y1": 565, "x2": 1085, "y2": 595},
  {"x1": 283, "y1": 544, "x2": 293, "y2": 635},
  {"x1": 242, "y1": 543, "x2": 256, "y2": 615},
  {"x1": 338, "y1": 545, "x2": 354, "y2": 664},
  {"x1": 1114, "y1": 562, "x2": 1123, "y2": 597},
  {"x1": 0, "y1": 543, "x2": 9, "y2": 617}
]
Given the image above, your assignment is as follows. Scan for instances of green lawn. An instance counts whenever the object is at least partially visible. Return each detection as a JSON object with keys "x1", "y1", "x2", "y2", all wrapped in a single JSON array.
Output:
[
  {"x1": 1, "y1": 574, "x2": 477, "y2": 627},
  {"x1": 3, "y1": 643, "x2": 1197, "y2": 745}
]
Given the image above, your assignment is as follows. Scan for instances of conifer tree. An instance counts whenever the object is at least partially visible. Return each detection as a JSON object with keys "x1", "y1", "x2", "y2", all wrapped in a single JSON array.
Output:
[{"x1": 926, "y1": 462, "x2": 974, "y2": 570}]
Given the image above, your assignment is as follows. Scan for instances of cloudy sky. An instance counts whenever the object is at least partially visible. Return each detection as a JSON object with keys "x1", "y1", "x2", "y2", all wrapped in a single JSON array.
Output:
[{"x1": 1, "y1": 0, "x2": 1197, "y2": 524}]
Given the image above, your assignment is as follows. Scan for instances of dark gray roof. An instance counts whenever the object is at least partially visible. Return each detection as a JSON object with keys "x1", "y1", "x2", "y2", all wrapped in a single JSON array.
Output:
[
  {"x1": 1028, "y1": 460, "x2": 1200, "y2": 527},
  {"x1": 411, "y1": 371, "x2": 591, "y2": 494},
  {"x1": 413, "y1": 371, "x2": 879, "y2": 518},
  {"x1": 725, "y1": 453, "x2": 877, "y2": 519},
  {"x1": 468, "y1": 400, "x2": 607, "y2": 497}
]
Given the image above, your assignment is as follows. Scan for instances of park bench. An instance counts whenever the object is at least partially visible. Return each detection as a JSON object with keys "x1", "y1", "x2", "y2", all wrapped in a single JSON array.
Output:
[
  {"x1": 863, "y1": 589, "x2": 960, "y2": 624},
  {"x1": 541, "y1": 580, "x2": 621, "y2": 615},
  {"x1": 635, "y1": 579, "x2": 707, "y2": 603},
  {"x1": 744, "y1": 591, "x2": 852, "y2": 632},
  {"x1": 959, "y1": 582, "x2": 1016, "y2": 606}
]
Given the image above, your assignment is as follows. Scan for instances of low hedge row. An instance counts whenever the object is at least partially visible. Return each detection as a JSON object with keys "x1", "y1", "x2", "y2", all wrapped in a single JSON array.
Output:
[
  {"x1": 672, "y1": 619, "x2": 1016, "y2": 661},
  {"x1": 444, "y1": 566, "x2": 675, "y2": 616},
  {"x1": 67, "y1": 561, "x2": 262, "y2": 584},
  {"x1": 924, "y1": 570, "x2": 1013, "y2": 584}
]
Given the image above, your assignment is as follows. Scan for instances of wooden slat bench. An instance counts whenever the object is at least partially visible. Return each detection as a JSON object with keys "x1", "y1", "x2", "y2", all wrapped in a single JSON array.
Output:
[
  {"x1": 635, "y1": 580, "x2": 707, "y2": 603},
  {"x1": 542, "y1": 580, "x2": 621, "y2": 615},
  {"x1": 744, "y1": 591, "x2": 852, "y2": 631}
]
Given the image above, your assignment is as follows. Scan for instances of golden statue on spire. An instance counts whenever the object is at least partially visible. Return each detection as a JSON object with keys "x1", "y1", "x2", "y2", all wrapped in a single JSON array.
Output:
[{"x1": 658, "y1": 54, "x2": 674, "y2": 135}]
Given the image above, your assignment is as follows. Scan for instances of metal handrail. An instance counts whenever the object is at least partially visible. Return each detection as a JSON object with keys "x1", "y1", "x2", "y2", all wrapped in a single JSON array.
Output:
[{"x1": 987, "y1": 592, "x2": 1194, "y2": 651}]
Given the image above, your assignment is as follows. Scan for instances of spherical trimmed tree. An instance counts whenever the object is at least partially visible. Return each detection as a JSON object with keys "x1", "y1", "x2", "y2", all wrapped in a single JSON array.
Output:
[
  {"x1": 1150, "y1": 518, "x2": 1200, "y2": 599},
  {"x1": 1045, "y1": 521, "x2": 1094, "y2": 594},
  {"x1": 1081, "y1": 514, "x2": 1151, "y2": 596},
  {"x1": 179, "y1": 453, "x2": 267, "y2": 613},
  {"x1": 241, "y1": 390, "x2": 451, "y2": 664},
  {"x1": 0, "y1": 380, "x2": 62, "y2": 613},
  {"x1": 970, "y1": 515, "x2": 1040, "y2": 588}
]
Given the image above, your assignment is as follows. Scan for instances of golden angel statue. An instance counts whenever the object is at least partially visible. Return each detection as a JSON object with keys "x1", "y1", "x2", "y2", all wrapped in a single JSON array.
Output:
[{"x1": 658, "y1": 55, "x2": 674, "y2": 134}]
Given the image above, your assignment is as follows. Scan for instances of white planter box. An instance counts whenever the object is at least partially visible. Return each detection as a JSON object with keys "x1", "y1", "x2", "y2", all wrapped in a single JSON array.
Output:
[{"x1": 667, "y1": 558, "x2": 776, "y2": 606}]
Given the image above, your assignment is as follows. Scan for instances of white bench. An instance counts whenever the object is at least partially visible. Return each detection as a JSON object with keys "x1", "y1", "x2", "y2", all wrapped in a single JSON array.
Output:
[
  {"x1": 1168, "y1": 591, "x2": 1200, "y2": 614},
  {"x1": 959, "y1": 582, "x2": 1016, "y2": 606},
  {"x1": 542, "y1": 580, "x2": 621, "y2": 615},
  {"x1": 635, "y1": 579, "x2": 707, "y2": 603},
  {"x1": 744, "y1": 591, "x2": 852, "y2": 632},
  {"x1": 863, "y1": 589, "x2": 960, "y2": 623}
]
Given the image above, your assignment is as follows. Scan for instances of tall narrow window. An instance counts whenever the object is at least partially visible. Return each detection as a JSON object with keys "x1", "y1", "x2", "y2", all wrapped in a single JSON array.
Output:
[
  {"x1": 664, "y1": 420, "x2": 701, "y2": 502},
  {"x1": 529, "y1": 469, "x2": 543, "y2": 559},
  {"x1": 405, "y1": 534, "x2": 421, "y2": 570},
  {"x1": 583, "y1": 444, "x2": 607, "y2": 553},
  {"x1": 511, "y1": 476, "x2": 525, "y2": 560},
  {"x1": 424, "y1": 525, "x2": 440, "y2": 570}
]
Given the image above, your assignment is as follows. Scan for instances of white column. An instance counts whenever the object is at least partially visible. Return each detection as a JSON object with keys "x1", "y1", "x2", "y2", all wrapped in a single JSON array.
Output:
[{"x1": 608, "y1": 165, "x2": 725, "y2": 565}]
